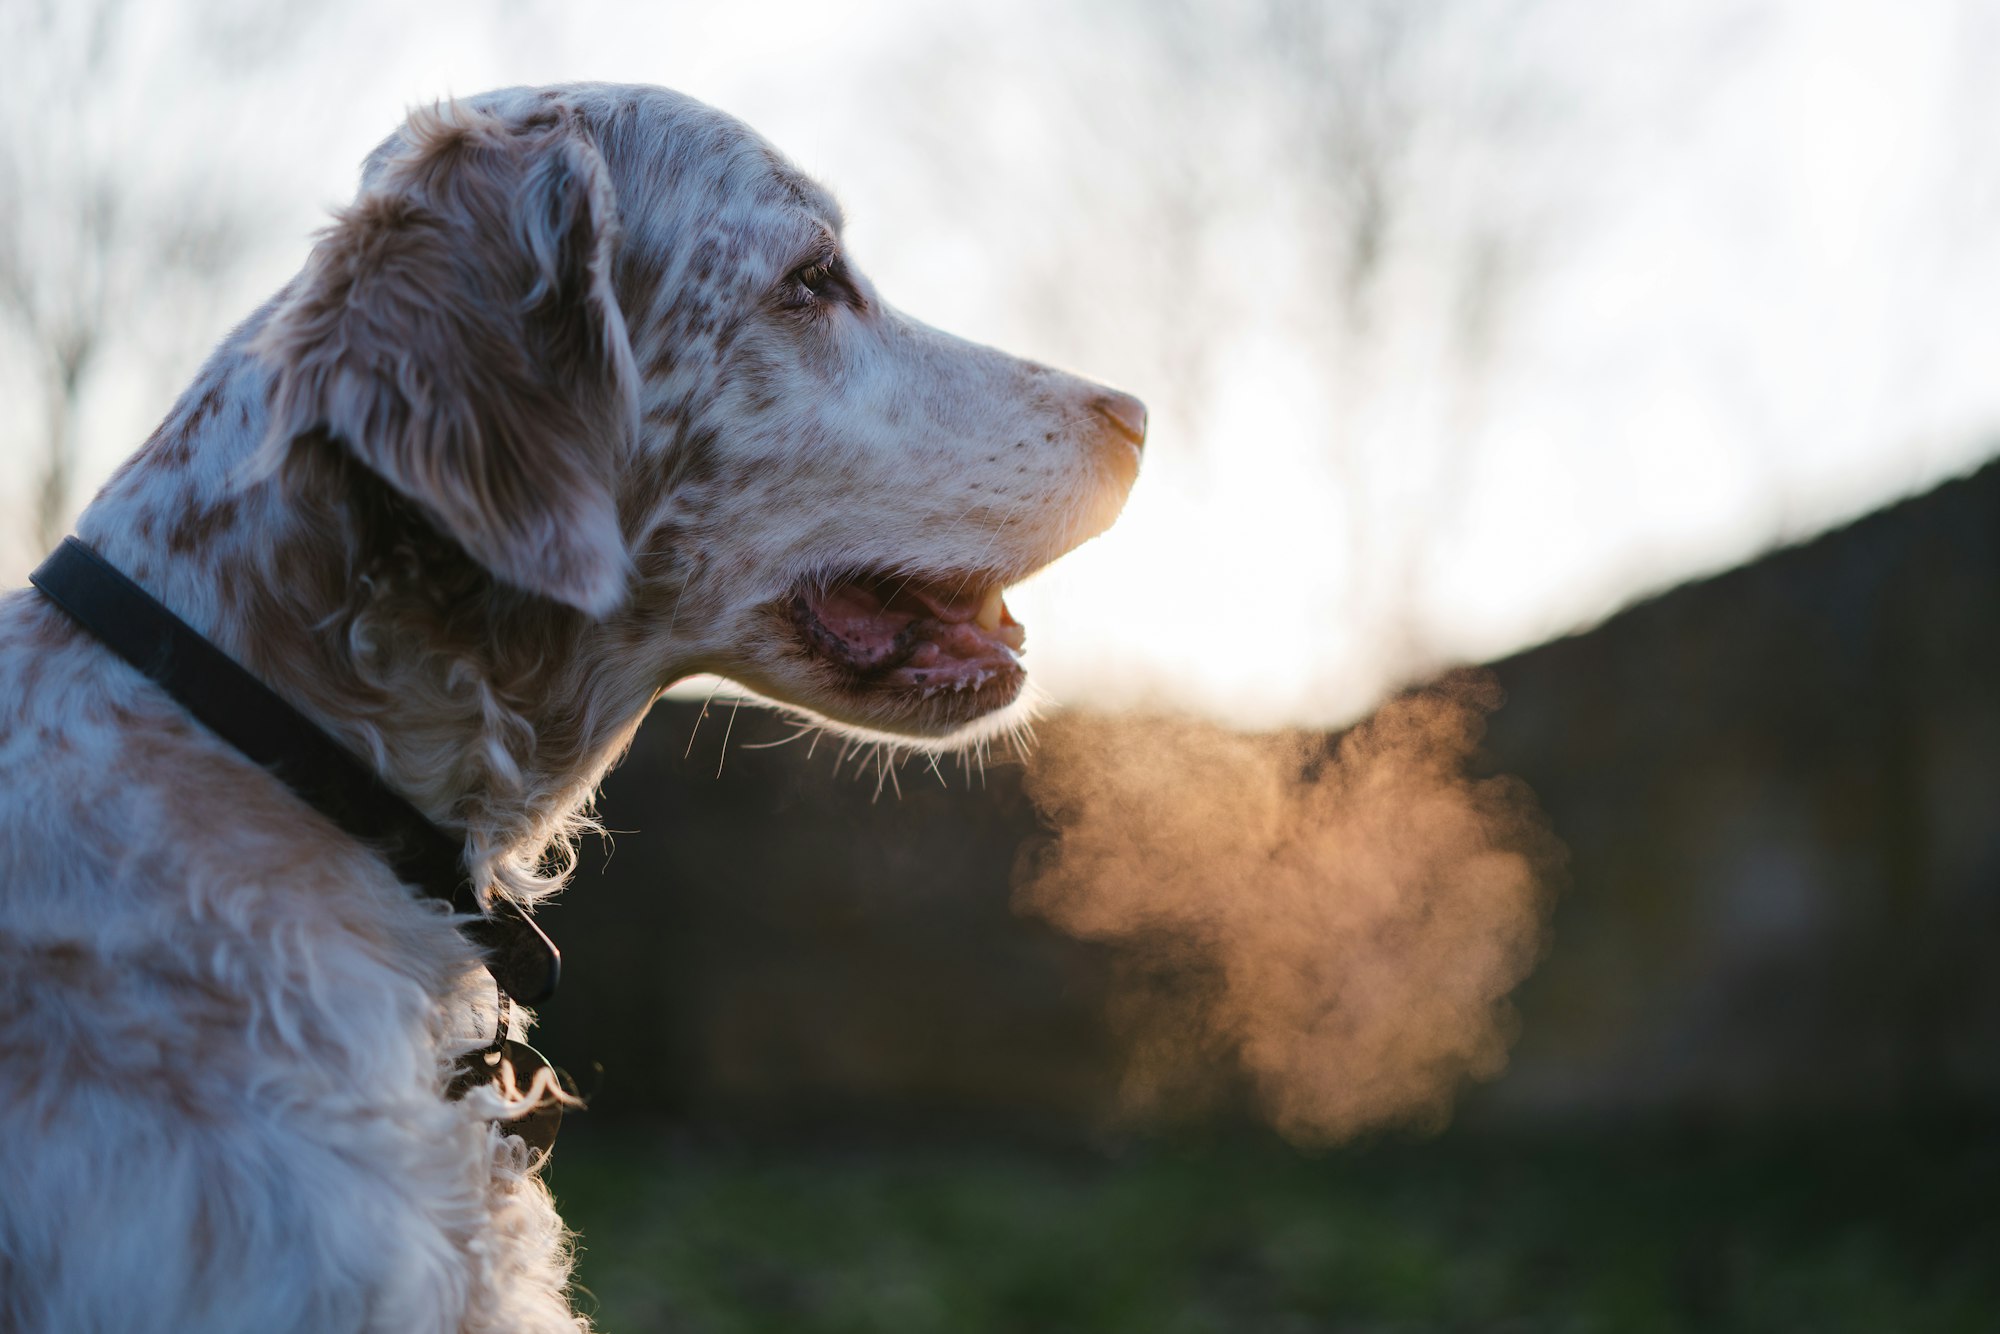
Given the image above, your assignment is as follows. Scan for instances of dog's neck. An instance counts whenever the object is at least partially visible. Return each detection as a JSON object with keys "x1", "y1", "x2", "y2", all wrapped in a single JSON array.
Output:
[{"x1": 75, "y1": 322, "x2": 669, "y2": 903}]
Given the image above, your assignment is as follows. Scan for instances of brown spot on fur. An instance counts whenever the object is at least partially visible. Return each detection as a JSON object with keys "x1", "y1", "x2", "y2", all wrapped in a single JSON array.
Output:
[
  {"x1": 659, "y1": 427, "x2": 721, "y2": 494},
  {"x1": 187, "y1": 380, "x2": 227, "y2": 434},
  {"x1": 642, "y1": 342, "x2": 678, "y2": 382},
  {"x1": 166, "y1": 496, "x2": 240, "y2": 556},
  {"x1": 615, "y1": 243, "x2": 669, "y2": 321}
]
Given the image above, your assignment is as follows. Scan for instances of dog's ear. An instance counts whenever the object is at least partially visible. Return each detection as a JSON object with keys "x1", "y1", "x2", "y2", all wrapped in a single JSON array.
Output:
[{"x1": 254, "y1": 101, "x2": 637, "y2": 615}]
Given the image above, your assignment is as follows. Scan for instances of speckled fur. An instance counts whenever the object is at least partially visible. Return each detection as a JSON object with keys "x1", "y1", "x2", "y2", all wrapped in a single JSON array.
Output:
[{"x1": 0, "y1": 84, "x2": 1138, "y2": 1332}]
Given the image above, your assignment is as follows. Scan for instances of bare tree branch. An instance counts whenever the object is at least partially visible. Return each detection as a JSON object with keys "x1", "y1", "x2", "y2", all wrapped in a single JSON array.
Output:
[{"x1": 0, "y1": 0, "x2": 297, "y2": 550}]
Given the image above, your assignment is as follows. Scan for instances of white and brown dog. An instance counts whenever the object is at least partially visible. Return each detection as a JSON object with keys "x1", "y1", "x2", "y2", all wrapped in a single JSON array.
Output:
[{"x1": 0, "y1": 83, "x2": 1142, "y2": 1332}]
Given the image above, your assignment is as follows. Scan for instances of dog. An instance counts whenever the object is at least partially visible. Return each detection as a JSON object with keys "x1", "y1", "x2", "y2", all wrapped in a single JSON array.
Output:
[{"x1": 0, "y1": 83, "x2": 1143, "y2": 1332}]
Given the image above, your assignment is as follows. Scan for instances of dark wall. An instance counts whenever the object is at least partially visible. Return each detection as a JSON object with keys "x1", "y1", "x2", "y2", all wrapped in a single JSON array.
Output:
[
  {"x1": 1484, "y1": 457, "x2": 2000, "y2": 1121},
  {"x1": 538, "y1": 457, "x2": 2000, "y2": 1130},
  {"x1": 534, "y1": 715, "x2": 1114, "y2": 1128}
]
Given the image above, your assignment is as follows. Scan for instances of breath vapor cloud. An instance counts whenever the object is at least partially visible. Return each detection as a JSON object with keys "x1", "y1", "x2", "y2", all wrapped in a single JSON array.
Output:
[{"x1": 1017, "y1": 674, "x2": 1564, "y2": 1144}]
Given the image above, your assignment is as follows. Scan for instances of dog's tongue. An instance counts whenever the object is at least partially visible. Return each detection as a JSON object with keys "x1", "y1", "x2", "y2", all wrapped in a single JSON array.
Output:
[{"x1": 810, "y1": 576, "x2": 1024, "y2": 680}]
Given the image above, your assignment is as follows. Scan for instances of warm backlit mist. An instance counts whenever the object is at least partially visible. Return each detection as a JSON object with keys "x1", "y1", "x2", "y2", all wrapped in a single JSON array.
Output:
[{"x1": 1018, "y1": 675, "x2": 1564, "y2": 1143}]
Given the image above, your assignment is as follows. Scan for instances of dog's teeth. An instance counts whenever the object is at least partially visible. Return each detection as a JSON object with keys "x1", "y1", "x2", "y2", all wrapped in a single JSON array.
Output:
[{"x1": 975, "y1": 585, "x2": 1005, "y2": 632}]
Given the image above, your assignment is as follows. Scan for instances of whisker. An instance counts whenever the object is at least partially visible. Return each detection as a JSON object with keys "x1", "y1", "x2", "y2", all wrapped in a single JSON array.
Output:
[
  {"x1": 741, "y1": 722, "x2": 818, "y2": 751},
  {"x1": 714, "y1": 696, "x2": 742, "y2": 778},
  {"x1": 662, "y1": 570, "x2": 692, "y2": 640},
  {"x1": 682, "y1": 679, "x2": 723, "y2": 760}
]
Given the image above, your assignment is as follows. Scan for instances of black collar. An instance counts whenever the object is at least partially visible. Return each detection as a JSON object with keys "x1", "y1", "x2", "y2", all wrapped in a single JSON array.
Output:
[{"x1": 29, "y1": 537, "x2": 560, "y2": 1004}]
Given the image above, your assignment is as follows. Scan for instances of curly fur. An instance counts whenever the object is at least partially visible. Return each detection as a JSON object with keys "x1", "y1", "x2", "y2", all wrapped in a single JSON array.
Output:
[{"x1": 0, "y1": 83, "x2": 1142, "y2": 1331}]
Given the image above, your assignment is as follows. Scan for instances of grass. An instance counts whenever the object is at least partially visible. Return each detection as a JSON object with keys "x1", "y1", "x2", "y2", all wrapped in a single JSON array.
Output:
[{"x1": 549, "y1": 1121, "x2": 1999, "y2": 1333}]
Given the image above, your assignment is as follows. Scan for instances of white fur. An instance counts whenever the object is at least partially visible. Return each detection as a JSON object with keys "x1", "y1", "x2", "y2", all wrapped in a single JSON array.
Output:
[{"x1": 0, "y1": 84, "x2": 1140, "y2": 1332}]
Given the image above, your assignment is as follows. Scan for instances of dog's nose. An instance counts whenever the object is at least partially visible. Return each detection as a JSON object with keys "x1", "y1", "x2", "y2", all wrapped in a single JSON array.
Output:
[{"x1": 1089, "y1": 391, "x2": 1148, "y2": 450}]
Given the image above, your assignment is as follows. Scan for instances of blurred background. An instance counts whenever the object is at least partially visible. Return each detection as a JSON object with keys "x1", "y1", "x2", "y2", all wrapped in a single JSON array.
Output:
[{"x1": 6, "y1": 0, "x2": 1998, "y2": 1329}]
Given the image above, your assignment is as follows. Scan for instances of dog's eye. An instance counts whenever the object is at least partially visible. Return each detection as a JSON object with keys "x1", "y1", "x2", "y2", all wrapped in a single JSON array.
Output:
[{"x1": 782, "y1": 255, "x2": 856, "y2": 312}]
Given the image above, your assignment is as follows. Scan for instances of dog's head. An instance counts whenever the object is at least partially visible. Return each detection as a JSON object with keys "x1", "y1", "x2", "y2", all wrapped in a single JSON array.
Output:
[{"x1": 255, "y1": 84, "x2": 1142, "y2": 744}]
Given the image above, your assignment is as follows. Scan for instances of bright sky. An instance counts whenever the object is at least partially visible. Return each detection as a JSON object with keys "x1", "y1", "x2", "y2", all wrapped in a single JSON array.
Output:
[{"x1": 5, "y1": 0, "x2": 1996, "y2": 729}]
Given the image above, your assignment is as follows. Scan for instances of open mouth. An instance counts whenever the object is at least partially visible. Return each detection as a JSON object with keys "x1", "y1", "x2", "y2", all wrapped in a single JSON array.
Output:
[{"x1": 788, "y1": 571, "x2": 1028, "y2": 707}]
